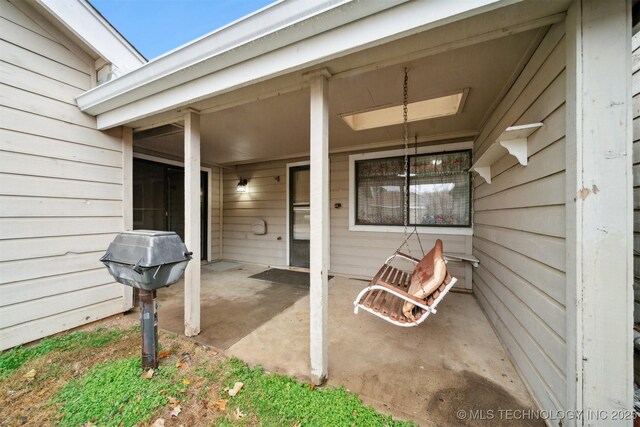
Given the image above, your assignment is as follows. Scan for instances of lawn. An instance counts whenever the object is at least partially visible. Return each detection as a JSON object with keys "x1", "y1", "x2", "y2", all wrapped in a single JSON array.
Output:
[{"x1": 0, "y1": 318, "x2": 415, "y2": 426}]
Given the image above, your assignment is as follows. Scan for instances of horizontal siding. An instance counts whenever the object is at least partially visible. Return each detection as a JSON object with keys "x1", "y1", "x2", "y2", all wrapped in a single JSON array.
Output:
[
  {"x1": 633, "y1": 33, "x2": 640, "y2": 324},
  {"x1": 222, "y1": 160, "x2": 288, "y2": 266},
  {"x1": 0, "y1": 0, "x2": 124, "y2": 350},
  {"x1": 211, "y1": 166, "x2": 222, "y2": 260},
  {"x1": 471, "y1": 22, "x2": 567, "y2": 422}
]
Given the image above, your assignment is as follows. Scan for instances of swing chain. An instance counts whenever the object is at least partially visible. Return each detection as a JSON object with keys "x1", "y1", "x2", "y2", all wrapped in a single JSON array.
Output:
[{"x1": 403, "y1": 68, "x2": 409, "y2": 239}]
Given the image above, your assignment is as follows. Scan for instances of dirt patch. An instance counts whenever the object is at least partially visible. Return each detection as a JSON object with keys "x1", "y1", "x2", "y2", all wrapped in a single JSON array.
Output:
[{"x1": 427, "y1": 370, "x2": 544, "y2": 426}]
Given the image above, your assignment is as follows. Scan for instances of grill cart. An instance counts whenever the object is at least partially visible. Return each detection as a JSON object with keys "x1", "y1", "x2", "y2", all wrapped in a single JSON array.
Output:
[{"x1": 100, "y1": 230, "x2": 192, "y2": 369}]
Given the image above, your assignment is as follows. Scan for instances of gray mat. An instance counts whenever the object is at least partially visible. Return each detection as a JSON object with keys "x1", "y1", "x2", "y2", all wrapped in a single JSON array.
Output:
[{"x1": 249, "y1": 268, "x2": 333, "y2": 286}]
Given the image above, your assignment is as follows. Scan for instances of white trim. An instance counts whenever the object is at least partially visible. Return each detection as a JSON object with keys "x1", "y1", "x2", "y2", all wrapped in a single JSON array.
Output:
[
  {"x1": 132, "y1": 152, "x2": 212, "y2": 261},
  {"x1": 35, "y1": 0, "x2": 145, "y2": 74},
  {"x1": 348, "y1": 141, "x2": 474, "y2": 235},
  {"x1": 286, "y1": 160, "x2": 311, "y2": 267}
]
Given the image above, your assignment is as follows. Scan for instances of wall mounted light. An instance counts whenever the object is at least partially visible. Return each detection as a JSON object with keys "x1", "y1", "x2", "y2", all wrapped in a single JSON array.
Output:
[{"x1": 236, "y1": 178, "x2": 248, "y2": 193}]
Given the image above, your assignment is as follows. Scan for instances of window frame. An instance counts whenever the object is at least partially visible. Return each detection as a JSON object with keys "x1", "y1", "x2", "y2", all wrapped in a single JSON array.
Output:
[{"x1": 348, "y1": 141, "x2": 473, "y2": 235}]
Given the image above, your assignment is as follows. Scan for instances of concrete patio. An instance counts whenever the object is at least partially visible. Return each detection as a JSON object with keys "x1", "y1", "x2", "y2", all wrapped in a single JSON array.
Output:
[{"x1": 156, "y1": 262, "x2": 542, "y2": 426}]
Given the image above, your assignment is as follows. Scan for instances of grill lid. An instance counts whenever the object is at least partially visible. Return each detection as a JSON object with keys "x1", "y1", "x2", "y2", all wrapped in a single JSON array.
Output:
[{"x1": 101, "y1": 230, "x2": 192, "y2": 268}]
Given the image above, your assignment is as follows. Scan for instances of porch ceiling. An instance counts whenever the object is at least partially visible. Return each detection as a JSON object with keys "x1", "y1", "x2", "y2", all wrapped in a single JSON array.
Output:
[{"x1": 134, "y1": 26, "x2": 547, "y2": 165}]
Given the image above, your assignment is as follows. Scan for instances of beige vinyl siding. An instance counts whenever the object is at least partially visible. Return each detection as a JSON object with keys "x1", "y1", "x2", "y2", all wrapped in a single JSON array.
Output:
[
  {"x1": 223, "y1": 160, "x2": 288, "y2": 266},
  {"x1": 632, "y1": 33, "x2": 640, "y2": 325},
  {"x1": 222, "y1": 156, "x2": 471, "y2": 289},
  {"x1": 471, "y1": 22, "x2": 567, "y2": 421},
  {"x1": 0, "y1": 0, "x2": 125, "y2": 350},
  {"x1": 210, "y1": 166, "x2": 222, "y2": 260}
]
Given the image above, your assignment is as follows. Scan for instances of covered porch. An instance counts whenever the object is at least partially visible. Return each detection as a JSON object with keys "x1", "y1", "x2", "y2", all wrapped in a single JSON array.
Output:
[{"x1": 78, "y1": 0, "x2": 632, "y2": 425}]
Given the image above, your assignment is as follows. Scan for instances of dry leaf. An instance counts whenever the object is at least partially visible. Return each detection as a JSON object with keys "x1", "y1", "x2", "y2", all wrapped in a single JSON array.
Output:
[
  {"x1": 23, "y1": 369, "x2": 36, "y2": 379},
  {"x1": 175, "y1": 361, "x2": 185, "y2": 369},
  {"x1": 234, "y1": 407, "x2": 245, "y2": 420},
  {"x1": 167, "y1": 396, "x2": 179, "y2": 406},
  {"x1": 170, "y1": 405, "x2": 182, "y2": 418},
  {"x1": 182, "y1": 379, "x2": 190, "y2": 386},
  {"x1": 228, "y1": 382, "x2": 244, "y2": 397},
  {"x1": 309, "y1": 383, "x2": 316, "y2": 391},
  {"x1": 141, "y1": 369, "x2": 154, "y2": 379},
  {"x1": 151, "y1": 418, "x2": 165, "y2": 427},
  {"x1": 159, "y1": 350, "x2": 172, "y2": 359},
  {"x1": 214, "y1": 399, "x2": 228, "y2": 411}
]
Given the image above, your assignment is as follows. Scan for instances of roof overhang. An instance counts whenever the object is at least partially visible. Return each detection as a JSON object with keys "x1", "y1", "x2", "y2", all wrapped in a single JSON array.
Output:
[
  {"x1": 34, "y1": 0, "x2": 146, "y2": 75},
  {"x1": 75, "y1": 0, "x2": 523, "y2": 130}
]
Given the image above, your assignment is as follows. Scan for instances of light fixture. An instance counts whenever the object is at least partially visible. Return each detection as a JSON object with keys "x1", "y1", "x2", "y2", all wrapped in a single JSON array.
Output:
[
  {"x1": 236, "y1": 178, "x2": 248, "y2": 193},
  {"x1": 341, "y1": 91, "x2": 465, "y2": 131}
]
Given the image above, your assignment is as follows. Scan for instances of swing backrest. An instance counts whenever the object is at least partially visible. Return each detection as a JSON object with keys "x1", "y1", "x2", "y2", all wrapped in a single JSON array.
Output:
[{"x1": 402, "y1": 239, "x2": 451, "y2": 319}]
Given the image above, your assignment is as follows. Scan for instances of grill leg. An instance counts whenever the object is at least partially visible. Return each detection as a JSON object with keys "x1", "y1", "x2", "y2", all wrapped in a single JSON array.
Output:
[{"x1": 139, "y1": 289, "x2": 158, "y2": 369}]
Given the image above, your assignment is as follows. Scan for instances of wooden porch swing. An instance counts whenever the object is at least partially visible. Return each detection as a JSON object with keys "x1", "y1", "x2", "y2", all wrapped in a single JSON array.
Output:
[{"x1": 353, "y1": 68, "x2": 458, "y2": 327}]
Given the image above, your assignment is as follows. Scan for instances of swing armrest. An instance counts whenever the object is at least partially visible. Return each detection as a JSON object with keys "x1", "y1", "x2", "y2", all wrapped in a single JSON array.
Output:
[
  {"x1": 373, "y1": 279, "x2": 430, "y2": 308},
  {"x1": 395, "y1": 252, "x2": 421, "y2": 264}
]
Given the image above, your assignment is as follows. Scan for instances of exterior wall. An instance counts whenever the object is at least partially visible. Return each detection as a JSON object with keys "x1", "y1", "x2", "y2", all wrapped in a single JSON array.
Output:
[
  {"x1": 222, "y1": 156, "x2": 471, "y2": 289},
  {"x1": 633, "y1": 32, "x2": 640, "y2": 326},
  {"x1": 223, "y1": 160, "x2": 288, "y2": 267},
  {"x1": 210, "y1": 165, "x2": 222, "y2": 261},
  {"x1": 471, "y1": 22, "x2": 567, "y2": 421},
  {"x1": 632, "y1": 23, "x2": 640, "y2": 388},
  {"x1": 0, "y1": 0, "x2": 126, "y2": 350}
]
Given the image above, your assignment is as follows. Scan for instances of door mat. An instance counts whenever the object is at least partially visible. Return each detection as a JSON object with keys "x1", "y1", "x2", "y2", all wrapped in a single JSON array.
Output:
[
  {"x1": 249, "y1": 268, "x2": 333, "y2": 286},
  {"x1": 202, "y1": 261, "x2": 243, "y2": 272}
]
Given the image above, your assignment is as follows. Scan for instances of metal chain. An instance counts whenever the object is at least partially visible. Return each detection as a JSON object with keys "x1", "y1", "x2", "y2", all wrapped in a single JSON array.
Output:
[{"x1": 403, "y1": 67, "x2": 409, "y2": 238}]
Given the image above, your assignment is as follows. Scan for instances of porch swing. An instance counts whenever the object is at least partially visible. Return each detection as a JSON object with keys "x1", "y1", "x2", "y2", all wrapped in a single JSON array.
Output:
[{"x1": 353, "y1": 68, "x2": 458, "y2": 327}]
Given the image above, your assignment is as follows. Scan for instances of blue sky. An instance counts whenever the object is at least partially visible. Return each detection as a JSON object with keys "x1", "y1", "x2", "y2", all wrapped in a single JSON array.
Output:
[{"x1": 90, "y1": 0, "x2": 274, "y2": 60}]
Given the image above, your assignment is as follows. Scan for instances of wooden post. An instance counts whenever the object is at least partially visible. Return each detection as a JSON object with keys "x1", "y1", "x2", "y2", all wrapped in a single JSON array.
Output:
[
  {"x1": 122, "y1": 126, "x2": 134, "y2": 311},
  {"x1": 309, "y1": 70, "x2": 330, "y2": 384},
  {"x1": 565, "y1": 0, "x2": 632, "y2": 421},
  {"x1": 184, "y1": 111, "x2": 201, "y2": 337}
]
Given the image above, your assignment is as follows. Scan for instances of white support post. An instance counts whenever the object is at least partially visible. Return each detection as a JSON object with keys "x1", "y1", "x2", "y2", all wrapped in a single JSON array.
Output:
[
  {"x1": 184, "y1": 111, "x2": 201, "y2": 337},
  {"x1": 309, "y1": 70, "x2": 330, "y2": 384},
  {"x1": 122, "y1": 126, "x2": 134, "y2": 311},
  {"x1": 565, "y1": 0, "x2": 632, "y2": 423}
]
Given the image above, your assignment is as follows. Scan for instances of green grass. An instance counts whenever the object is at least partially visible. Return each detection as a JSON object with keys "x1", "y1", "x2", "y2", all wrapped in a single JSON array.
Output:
[
  {"x1": 55, "y1": 357, "x2": 182, "y2": 427},
  {"x1": 217, "y1": 358, "x2": 416, "y2": 427},
  {"x1": 0, "y1": 326, "x2": 130, "y2": 379}
]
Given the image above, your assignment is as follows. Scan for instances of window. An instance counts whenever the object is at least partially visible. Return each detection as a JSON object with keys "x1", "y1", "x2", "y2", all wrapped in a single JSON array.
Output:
[{"x1": 355, "y1": 150, "x2": 471, "y2": 227}]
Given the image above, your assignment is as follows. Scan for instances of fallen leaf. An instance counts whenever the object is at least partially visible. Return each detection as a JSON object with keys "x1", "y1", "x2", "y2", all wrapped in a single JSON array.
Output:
[
  {"x1": 214, "y1": 399, "x2": 228, "y2": 411},
  {"x1": 234, "y1": 407, "x2": 245, "y2": 420},
  {"x1": 151, "y1": 418, "x2": 165, "y2": 427},
  {"x1": 182, "y1": 379, "x2": 190, "y2": 386},
  {"x1": 228, "y1": 382, "x2": 244, "y2": 397},
  {"x1": 175, "y1": 361, "x2": 185, "y2": 369},
  {"x1": 159, "y1": 350, "x2": 172, "y2": 359},
  {"x1": 37, "y1": 388, "x2": 46, "y2": 397},
  {"x1": 23, "y1": 369, "x2": 36, "y2": 379},
  {"x1": 309, "y1": 383, "x2": 316, "y2": 391},
  {"x1": 170, "y1": 405, "x2": 182, "y2": 418},
  {"x1": 167, "y1": 396, "x2": 179, "y2": 405},
  {"x1": 141, "y1": 369, "x2": 154, "y2": 379}
]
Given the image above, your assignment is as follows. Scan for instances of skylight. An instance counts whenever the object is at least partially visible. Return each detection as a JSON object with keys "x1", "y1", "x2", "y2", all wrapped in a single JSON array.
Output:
[{"x1": 342, "y1": 91, "x2": 464, "y2": 131}]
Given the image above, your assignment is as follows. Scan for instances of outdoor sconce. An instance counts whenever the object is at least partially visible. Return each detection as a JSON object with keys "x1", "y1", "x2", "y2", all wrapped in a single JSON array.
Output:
[{"x1": 236, "y1": 178, "x2": 248, "y2": 193}]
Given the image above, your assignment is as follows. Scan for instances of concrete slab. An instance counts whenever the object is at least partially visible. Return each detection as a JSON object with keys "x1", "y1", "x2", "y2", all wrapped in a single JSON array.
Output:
[
  {"x1": 157, "y1": 264, "x2": 541, "y2": 426},
  {"x1": 227, "y1": 275, "x2": 543, "y2": 426},
  {"x1": 157, "y1": 263, "x2": 308, "y2": 350}
]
